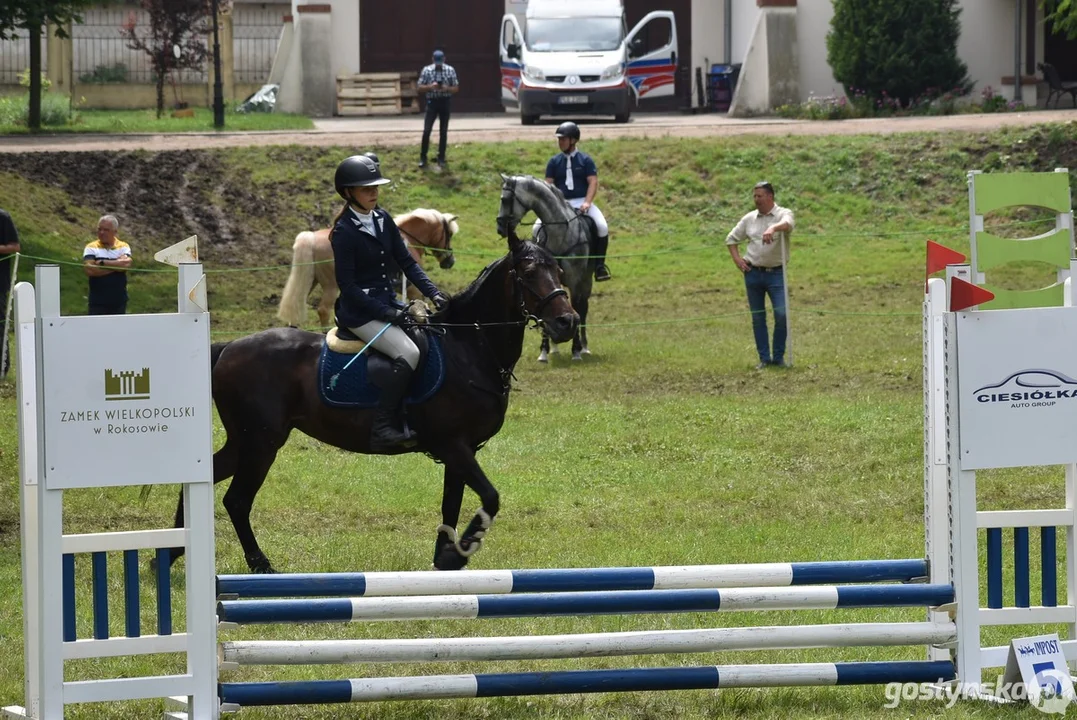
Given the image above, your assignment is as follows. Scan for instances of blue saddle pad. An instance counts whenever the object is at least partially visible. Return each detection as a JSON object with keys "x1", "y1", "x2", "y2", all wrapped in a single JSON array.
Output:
[{"x1": 317, "y1": 334, "x2": 446, "y2": 409}]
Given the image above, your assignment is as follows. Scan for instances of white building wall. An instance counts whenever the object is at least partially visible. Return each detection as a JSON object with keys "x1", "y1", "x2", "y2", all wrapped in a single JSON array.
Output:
[
  {"x1": 325, "y1": 0, "x2": 359, "y2": 74},
  {"x1": 731, "y1": 0, "x2": 758, "y2": 65},
  {"x1": 692, "y1": 0, "x2": 725, "y2": 93},
  {"x1": 959, "y1": 0, "x2": 1018, "y2": 94},
  {"x1": 958, "y1": 0, "x2": 1042, "y2": 102},
  {"x1": 797, "y1": 0, "x2": 841, "y2": 99}
]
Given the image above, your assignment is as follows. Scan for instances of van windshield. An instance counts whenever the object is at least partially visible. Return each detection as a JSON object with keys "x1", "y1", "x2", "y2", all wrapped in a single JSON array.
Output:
[{"x1": 526, "y1": 18, "x2": 623, "y2": 52}]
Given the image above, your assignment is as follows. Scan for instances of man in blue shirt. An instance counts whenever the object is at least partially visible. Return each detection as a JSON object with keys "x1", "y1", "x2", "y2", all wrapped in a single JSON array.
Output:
[
  {"x1": 544, "y1": 122, "x2": 611, "y2": 281},
  {"x1": 417, "y1": 50, "x2": 459, "y2": 169}
]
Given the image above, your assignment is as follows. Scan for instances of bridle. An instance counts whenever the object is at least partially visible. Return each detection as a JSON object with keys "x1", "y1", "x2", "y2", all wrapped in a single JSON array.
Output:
[
  {"x1": 498, "y1": 176, "x2": 588, "y2": 245},
  {"x1": 510, "y1": 265, "x2": 567, "y2": 326}
]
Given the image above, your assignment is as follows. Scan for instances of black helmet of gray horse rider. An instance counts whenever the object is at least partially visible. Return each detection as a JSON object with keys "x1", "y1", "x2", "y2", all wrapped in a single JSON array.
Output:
[
  {"x1": 335, "y1": 155, "x2": 390, "y2": 199},
  {"x1": 555, "y1": 121, "x2": 580, "y2": 141}
]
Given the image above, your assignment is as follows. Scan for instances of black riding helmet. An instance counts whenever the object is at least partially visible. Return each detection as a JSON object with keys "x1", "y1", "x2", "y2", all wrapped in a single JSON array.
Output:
[
  {"x1": 555, "y1": 121, "x2": 581, "y2": 141},
  {"x1": 335, "y1": 155, "x2": 390, "y2": 199},
  {"x1": 362, "y1": 151, "x2": 380, "y2": 168}
]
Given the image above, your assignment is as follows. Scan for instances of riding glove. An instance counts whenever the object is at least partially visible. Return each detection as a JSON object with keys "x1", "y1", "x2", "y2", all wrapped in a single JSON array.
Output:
[
  {"x1": 382, "y1": 307, "x2": 409, "y2": 325},
  {"x1": 431, "y1": 291, "x2": 450, "y2": 311}
]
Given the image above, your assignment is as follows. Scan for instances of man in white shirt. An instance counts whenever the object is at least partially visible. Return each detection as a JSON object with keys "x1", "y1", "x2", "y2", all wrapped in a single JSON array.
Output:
[{"x1": 725, "y1": 181, "x2": 795, "y2": 369}]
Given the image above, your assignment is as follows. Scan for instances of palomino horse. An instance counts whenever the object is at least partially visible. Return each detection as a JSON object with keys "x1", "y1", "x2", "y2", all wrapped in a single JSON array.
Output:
[
  {"x1": 278, "y1": 208, "x2": 459, "y2": 328},
  {"x1": 167, "y1": 228, "x2": 578, "y2": 574},
  {"x1": 496, "y1": 174, "x2": 597, "y2": 361}
]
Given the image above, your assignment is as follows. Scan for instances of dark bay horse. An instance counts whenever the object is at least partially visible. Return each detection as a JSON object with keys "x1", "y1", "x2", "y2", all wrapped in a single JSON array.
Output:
[
  {"x1": 171, "y1": 230, "x2": 578, "y2": 573},
  {"x1": 496, "y1": 174, "x2": 596, "y2": 361},
  {"x1": 277, "y1": 208, "x2": 459, "y2": 328}
]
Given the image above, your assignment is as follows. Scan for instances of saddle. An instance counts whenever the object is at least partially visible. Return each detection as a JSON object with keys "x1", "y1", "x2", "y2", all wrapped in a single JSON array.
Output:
[
  {"x1": 317, "y1": 316, "x2": 446, "y2": 409},
  {"x1": 535, "y1": 212, "x2": 599, "y2": 260}
]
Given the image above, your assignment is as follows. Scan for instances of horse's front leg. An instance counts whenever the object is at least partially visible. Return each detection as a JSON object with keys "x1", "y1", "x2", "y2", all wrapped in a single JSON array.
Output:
[
  {"x1": 432, "y1": 465, "x2": 466, "y2": 569},
  {"x1": 431, "y1": 444, "x2": 499, "y2": 570},
  {"x1": 572, "y1": 293, "x2": 590, "y2": 360},
  {"x1": 538, "y1": 333, "x2": 551, "y2": 363}
]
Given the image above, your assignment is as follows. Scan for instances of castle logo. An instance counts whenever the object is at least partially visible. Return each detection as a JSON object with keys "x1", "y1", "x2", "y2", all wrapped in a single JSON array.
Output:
[{"x1": 104, "y1": 368, "x2": 150, "y2": 401}]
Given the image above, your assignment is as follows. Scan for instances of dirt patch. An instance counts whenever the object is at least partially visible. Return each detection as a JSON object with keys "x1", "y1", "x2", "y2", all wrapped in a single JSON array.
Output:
[{"x1": 0, "y1": 150, "x2": 291, "y2": 265}]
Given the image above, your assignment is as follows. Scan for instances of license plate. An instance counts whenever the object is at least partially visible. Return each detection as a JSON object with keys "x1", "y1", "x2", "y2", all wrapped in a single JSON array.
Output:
[{"x1": 557, "y1": 95, "x2": 588, "y2": 105}]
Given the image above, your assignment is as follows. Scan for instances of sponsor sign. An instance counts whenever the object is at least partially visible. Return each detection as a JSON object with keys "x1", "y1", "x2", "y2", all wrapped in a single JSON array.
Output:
[
  {"x1": 1003, "y1": 634, "x2": 1076, "y2": 714},
  {"x1": 41, "y1": 313, "x2": 211, "y2": 489},
  {"x1": 955, "y1": 307, "x2": 1077, "y2": 470}
]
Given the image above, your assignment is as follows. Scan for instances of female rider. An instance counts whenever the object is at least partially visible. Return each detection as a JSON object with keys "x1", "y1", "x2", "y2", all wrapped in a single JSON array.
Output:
[{"x1": 330, "y1": 154, "x2": 449, "y2": 450}]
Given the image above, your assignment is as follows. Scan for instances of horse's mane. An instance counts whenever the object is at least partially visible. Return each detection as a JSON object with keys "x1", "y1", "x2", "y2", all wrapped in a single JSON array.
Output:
[
  {"x1": 513, "y1": 174, "x2": 568, "y2": 205},
  {"x1": 439, "y1": 240, "x2": 548, "y2": 322},
  {"x1": 451, "y1": 254, "x2": 509, "y2": 311},
  {"x1": 396, "y1": 208, "x2": 460, "y2": 240}
]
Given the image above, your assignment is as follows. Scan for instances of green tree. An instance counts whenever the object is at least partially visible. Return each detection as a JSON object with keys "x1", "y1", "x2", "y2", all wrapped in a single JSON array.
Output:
[
  {"x1": 1043, "y1": 0, "x2": 1077, "y2": 39},
  {"x1": 0, "y1": 0, "x2": 93, "y2": 130},
  {"x1": 826, "y1": 0, "x2": 971, "y2": 107}
]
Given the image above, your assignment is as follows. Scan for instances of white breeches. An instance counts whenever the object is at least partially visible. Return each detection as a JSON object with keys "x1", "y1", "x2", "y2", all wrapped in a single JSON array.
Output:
[
  {"x1": 348, "y1": 320, "x2": 421, "y2": 370},
  {"x1": 535, "y1": 200, "x2": 608, "y2": 237}
]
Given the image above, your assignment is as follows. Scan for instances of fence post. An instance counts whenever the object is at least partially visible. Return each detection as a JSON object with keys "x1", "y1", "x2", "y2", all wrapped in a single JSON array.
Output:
[
  {"x1": 220, "y1": 8, "x2": 234, "y2": 103},
  {"x1": 51, "y1": 22, "x2": 74, "y2": 103},
  {"x1": 208, "y1": 8, "x2": 235, "y2": 106}
]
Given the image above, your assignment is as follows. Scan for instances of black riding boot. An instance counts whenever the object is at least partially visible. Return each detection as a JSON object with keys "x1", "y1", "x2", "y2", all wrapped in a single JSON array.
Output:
[
  {"x1": 593, "y1": 234, "x2": 611, "y2": 282},
  {"x1": 371, "y1": 358, "x2": 418, "y2": 449}
]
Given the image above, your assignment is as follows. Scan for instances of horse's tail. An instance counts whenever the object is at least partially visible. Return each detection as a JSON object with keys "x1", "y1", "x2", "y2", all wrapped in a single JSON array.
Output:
[{"x1": 277, "y1": 231, "x2": 317, "y2": 327}]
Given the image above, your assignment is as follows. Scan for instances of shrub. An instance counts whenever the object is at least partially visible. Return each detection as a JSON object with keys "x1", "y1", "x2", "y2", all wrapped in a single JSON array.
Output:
[
  {"x1": 17, "y1": 68, "x2": 51, "y2": 92},
  {"x1": 826, "y1": 0, "x2": 972, "y2": 107},
  {"x1": 0, "y1": 93, "x2": 78, "y2": 128},
  {"x1": 78, "y1": 63, "x2": 129, "y2": 84}
]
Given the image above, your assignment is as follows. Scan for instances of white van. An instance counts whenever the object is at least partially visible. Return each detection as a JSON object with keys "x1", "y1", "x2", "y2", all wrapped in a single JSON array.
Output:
[{"x1": 499, "y1": 0, "x2": 678, "y2": 125}]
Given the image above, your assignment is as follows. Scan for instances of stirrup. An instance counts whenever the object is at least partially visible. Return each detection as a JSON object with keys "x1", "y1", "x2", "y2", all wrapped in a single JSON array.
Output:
[
  {"x1": 370, "y1": 424, "x2": 417, "y2": 449},
  {"x1": 594, "y1": 264, "x2": 611, "y2": 282}
]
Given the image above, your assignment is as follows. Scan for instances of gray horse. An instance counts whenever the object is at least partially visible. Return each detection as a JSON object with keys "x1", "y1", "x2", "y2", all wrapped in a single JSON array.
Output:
[{"x1": 496, "y1": 174, "x2": 596, "y2": 361}]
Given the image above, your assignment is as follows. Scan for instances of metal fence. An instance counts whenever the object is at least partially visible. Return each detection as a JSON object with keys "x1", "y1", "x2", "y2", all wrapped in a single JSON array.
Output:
[
  {"x1": 73, "y1": 6, "x2": 207, "y2": 85},
  {"x1": 0, "y1": 29, "x2": 46, "y2": 86},
  {"x1": 0, "y1": 3, "x2": 284, "y2": 89},
  {"x1": 233, "y1": 3, "x2": 288, "y2": 85}
]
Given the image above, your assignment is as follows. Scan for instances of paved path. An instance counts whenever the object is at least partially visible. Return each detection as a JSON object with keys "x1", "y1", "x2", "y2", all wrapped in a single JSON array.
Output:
[{"x1": 0, "y1": 109, "x2": 1074, "y2": 153}]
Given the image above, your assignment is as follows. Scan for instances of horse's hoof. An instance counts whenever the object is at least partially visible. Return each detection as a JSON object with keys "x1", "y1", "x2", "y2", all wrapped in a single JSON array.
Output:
[
  {"x1": 537, "y1": 352, "x2": 548, "y2": 363},
  {"x1": 580, "y1": 348, "x2": 591, "y2": 356},
  {"x1": 572, "y1": 353, "x2": 583, "y2": 361},
  {"x1": 249, "y1": 557, "x2": 279, "y2": 574},
  {"x1": 433, "y1": 547, "x2": 469, "y2": 571}
]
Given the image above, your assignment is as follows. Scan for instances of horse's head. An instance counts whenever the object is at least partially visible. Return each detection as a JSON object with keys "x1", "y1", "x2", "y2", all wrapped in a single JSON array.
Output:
[
  {"x1": 496, "y1": 174, "x2": 530, "y2": 238},
  {"x1": 437, "y1": 212, "x2": 458, "y2": 270},
  {"x1": 506, "y1": 227, "x2": 578, "y2": 343}
]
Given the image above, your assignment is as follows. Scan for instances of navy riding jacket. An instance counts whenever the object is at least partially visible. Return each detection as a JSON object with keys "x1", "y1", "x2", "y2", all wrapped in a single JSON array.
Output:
[
  {"x1": 331, "y1": 208, "x2": 439, "y2": 328},
  {"x1": 545, "y1": 151, "x2": 597, "y2": 201}
]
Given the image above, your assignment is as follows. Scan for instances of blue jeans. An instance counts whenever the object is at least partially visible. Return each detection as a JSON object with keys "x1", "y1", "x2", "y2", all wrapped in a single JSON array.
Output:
[{"x1": 744, "y1": 267, "x2": 787, "y2": 364}]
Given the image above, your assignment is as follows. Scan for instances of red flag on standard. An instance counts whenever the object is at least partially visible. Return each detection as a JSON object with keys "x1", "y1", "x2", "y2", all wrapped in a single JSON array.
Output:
[
  {"x1": 949, "y1": 276, "x2": 995, "y2": 312},
  {"x1": 926, "y1": 240, "x2": 966, "y2": 287}
]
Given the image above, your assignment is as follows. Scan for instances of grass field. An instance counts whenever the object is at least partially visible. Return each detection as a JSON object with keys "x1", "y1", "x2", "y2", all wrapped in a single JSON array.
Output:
[
  {"x1": 0, "y1": 105, "x2": 315, "y2": 134},
  {"x1": 1, "y1": 123, "x2": 1076, "y2": 718}
]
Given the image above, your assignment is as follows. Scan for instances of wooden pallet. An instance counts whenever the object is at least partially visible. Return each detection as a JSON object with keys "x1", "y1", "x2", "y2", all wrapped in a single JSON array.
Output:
[{"x1": 336, "y1": 72, "x2": 420, "y2": 116}]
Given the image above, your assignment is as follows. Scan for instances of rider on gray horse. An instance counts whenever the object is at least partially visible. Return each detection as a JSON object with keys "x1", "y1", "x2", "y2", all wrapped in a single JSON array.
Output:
[{"x1": 544, "y1": 121, "x2": 611, "y2": 282}]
